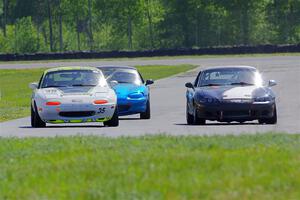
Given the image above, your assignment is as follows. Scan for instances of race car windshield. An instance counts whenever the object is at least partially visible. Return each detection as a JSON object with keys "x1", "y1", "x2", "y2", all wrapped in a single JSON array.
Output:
[
  {"x1": 41, "y1": 70, "x2": 105, "y2": 88},
  {"x1": 198, "y1": 68, "x2": 262, "y2": 87},
  {"x1": 106, "y1": 70, "x2": 143, "y2": 85}
]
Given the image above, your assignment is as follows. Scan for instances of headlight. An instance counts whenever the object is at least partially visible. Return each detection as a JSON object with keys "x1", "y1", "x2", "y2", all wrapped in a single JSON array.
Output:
[
  {"x1": 95, "y1": 91, "x2": 116, "y2": 103},
  {"x1": 196, "y1": 95, "x2": 218, "y2": 104},
  {"x1": 128, "y1": 92, "x2": 144, "y2": 99},
  {"x1": 254, "y1": 96, "x2": 272, "y2": 102}
]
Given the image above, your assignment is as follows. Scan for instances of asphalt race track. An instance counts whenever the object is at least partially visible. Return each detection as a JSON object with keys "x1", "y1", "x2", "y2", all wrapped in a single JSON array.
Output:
[{"x1": 0, "y1": 55, "x2": 299, "y2": 137}]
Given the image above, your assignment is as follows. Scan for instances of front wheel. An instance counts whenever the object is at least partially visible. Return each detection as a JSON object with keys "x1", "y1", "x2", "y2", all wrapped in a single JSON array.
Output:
[
  {"x1": 140, "y1": 100, "x2": 151, "y2": 119},
  {"x1": 192, "y1": 105, "x2": 205, "y2": 125},
  {"x1": 186, "y1": 102, "x2": 194, "y2": 125},
  {"x1": 259, "y1": 105, "x2": 277, "y2": 125},
  {"x1": 104, "y1": 107, "x2": 119, "y2": 127},
  {"x1": 31, "y1": 104, "x2": 46, "y2": 128}
]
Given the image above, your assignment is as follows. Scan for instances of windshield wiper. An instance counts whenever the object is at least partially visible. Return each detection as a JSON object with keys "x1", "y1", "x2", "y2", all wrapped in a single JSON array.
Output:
[
  {"x1": 72, "y1": 84, "x2": 97, "y2": 87},
  {"x1": 200, "y1": 83, "x2": 221, "y2": 87},
  {"x1": 117, "y1": 81, "x2": 132, "y2": 84},
  {"x1": 230, "y1": 82, "x2": 254, "y2": 86},
  {"x1": 42, "y1": 85, "x2": 66, "y2": 88}
]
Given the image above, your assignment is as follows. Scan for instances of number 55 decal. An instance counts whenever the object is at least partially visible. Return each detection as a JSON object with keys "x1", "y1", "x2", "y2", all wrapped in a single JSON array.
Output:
[{"x1": 98, "y1": 108, "x2": 106, "y2": 113}]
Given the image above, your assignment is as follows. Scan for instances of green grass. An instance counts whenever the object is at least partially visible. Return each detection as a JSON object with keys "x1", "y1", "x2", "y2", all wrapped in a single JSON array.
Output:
[
  {"x1": 0, "y1": 52, "x2": 299, "y2": 64},
  {"x1": 0, "y1": 133, "x2": 300, "y2": 199},
  {"x1": 0, "y1": 64, "x2": 195, "y2": 122}
]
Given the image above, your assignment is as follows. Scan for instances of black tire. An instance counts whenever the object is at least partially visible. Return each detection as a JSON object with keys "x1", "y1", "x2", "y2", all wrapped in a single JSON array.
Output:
[
  {"x1": 104, "y1": 107, "x2": 119, "y2": 127},
  {"x1": 193, "y1": 106, "x2": 206, "y2": 125},
  {"x1": 259, "y1": 105, "x2": 277, "y2": 125},
  {"x1": 265, "y1": 106, "x2": 277, "y2": 124},
  {"x1": 186, "y1": 102, "x2": 194, "y2": 125},
  {"x1": 31, "y1": 103, "x2": 46, "y2": 128},
  {"x1": 140, "y1": 100, "x2": 151, "y2": 119}
]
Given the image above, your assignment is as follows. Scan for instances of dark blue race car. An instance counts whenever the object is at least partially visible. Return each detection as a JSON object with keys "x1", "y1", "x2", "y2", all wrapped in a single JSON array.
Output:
[
  {"x1": 185, "y1": 66, "x2": 277, "y2": 125},
  {"x1": 97, "y1": 66, "x2": 154, "y2": 119}
]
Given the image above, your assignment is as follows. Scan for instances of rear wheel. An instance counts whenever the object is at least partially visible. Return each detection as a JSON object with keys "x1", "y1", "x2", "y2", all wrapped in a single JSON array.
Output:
[
  {"x1": 140, "y1": 100, "x2": 151, "y2": 119},
  {"x1": 104, "y1": 107, "x2": 119, "y2": 127},
  {"x1": 31, "y1": 103, "x2": 46, "y2": 128}
]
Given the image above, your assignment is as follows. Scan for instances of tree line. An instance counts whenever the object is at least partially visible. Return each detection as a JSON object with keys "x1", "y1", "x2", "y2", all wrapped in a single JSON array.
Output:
[{"x1": 0, "y1": 0, "x2": 299, "y2": 54}]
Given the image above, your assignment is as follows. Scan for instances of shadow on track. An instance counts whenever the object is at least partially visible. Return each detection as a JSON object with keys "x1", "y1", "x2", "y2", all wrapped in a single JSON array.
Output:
[
  {"x1": 19, "y1": 125, "x2": 105, "y2": 128},
  {"x1": 174, "y1": 122, "x2": 259, "y2": 126}
]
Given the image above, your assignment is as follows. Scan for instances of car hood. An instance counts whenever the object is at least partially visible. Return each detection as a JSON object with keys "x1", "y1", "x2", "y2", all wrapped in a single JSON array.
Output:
[
  {"x1": 195, "y1": 85, "x2": 270, "y2": 100},
  {"x1": 39, "y1": 86, "x2": 109, "y2": 98},
  {"x1": 113, "y1": 84, "x2": 146, "y2": 97}
]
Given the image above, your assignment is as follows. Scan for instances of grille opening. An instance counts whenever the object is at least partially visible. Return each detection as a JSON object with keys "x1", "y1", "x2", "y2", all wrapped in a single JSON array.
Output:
[
  {"x1": 59, "y1": 111, "x2": 95, "y2": 117},
  {"x1": 223, "y1": 110, "x2": 249, "y2": 117},
  {"x1": 262, "y1": 110, "x2": 270, "y2": 116}
]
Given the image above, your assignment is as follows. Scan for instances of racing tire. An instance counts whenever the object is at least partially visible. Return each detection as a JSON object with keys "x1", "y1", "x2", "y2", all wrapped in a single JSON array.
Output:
[
  {"x1": 266, "y1": 106, "x2": 277, "y2": 124},
  {"x1": 104, "y1": 107, "x2": 119, "y2": 127},
  {"x1": 186, "y1": 102, "x2": 194, "y2": 125},
  {"x1": 259, "y1": 105, "x2": 277, "y2": 125},
  {"x1": 140, "y1": 100, "x2": 151, "y2": 119},
  {"x1": 193, "y1": 107, "x2": 206, "y2": 125},
  {"x1": 31, "y1": 103, "x2": 46, "y2": 128}
]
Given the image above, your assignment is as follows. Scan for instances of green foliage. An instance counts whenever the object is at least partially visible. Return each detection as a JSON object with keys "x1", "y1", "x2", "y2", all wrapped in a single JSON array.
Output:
[
  {"x1": 0, "y1": 0, "x2": 299, "y2": 53},
  {"x1": 1, "y1": 133, "x2": 300, "y2": 199},
  {"x1": 14, "y1": 17, "x2": 39, "y2": 53},
  {"x1": 0, "y1": 64, "x2": 195, "y2": 121}
]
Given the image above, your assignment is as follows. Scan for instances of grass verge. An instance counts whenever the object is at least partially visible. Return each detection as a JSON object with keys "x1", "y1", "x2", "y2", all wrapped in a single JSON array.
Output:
[
  {"x1": 0, "y1": 133, "x2": 300, "y2": 199},
  {"x1": 0, "y1": 64, "x2": 195, "y2": 122}
]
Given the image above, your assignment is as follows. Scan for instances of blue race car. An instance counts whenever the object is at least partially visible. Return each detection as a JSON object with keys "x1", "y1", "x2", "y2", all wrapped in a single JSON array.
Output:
[{"x1": 97, "y1": 66, "x2": 154, "y2": 119}]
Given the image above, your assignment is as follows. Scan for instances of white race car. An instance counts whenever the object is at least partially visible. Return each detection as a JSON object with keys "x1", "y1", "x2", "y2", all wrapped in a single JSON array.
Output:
[{"x1": 29, "y1": 66, "x2": 119, "y2": 127}]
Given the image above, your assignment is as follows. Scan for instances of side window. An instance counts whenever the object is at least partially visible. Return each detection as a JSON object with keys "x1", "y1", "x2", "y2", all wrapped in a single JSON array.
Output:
[{"x1": 194, "y1": 71, "x2": 201, "y2": 87}]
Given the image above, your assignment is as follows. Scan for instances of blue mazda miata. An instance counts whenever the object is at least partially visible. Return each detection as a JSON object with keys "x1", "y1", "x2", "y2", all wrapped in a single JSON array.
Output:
[{"x1": 97, "y1": 66, "x2": 154, "y2": 119}]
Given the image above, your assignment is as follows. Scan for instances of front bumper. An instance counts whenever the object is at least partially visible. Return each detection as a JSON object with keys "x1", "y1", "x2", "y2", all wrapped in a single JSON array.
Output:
[
  {"x1": 195, "y1": 101, "x2": 275, "y2": 122},
  {"x1": 37, "y1": 103, "x2": 116, "y2": 123},
  {"x1": 117, "y1": 97, "x2": 147, "y2": 116}
]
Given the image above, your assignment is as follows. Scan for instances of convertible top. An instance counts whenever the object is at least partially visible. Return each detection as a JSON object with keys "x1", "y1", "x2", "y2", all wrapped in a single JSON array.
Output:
[
  {"x1": 45, "y1": 66, "x2": 100, "y2": 73},
  {"x1": 202, "y1": 65, "x2": 257, "y2": 71},
  {"x1": 97, "y1": 65, "x2": 137, "y2": 70}
]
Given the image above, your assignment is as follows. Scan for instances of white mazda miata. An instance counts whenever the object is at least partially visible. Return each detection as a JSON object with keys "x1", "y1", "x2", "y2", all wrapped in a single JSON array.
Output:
[{"x1": 29, "y1": 66, "x2": 118, "y2": 127}]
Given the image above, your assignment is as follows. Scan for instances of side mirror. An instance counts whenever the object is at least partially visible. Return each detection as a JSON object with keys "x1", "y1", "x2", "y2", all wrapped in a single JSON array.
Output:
[
  {"x1": 110, "y1": 80, "x2": 118, "y2": 87},
  {"x1": 268, "y1": 80, "x2": 277, "y2": 87},
  {"x1": 29, "y1": 82, "x2": 38, "y2": 90},
  {"x1": 145, "y1": 79, "x2": 154, "y2": 85},
  {"x1": 185, "y1": 82, "x2": 194, "y2": 89}
]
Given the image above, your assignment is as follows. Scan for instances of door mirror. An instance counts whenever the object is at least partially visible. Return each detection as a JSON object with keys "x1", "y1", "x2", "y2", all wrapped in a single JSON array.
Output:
[
  {"x1": 145, "y1": 79, "x2": 154, "y2": 85},
  {"x1": 29, "y1": 82, "x2": 38, "y2": 90},
  {"x1": 110, "y1": 80, "x2": 118, "y2": 87},
  {"x1": 268, "y1": 80, "x2": 277, "y2": 87},
  {"x1": 185, "y1": 82, "x2": 194, "y2": 89}
]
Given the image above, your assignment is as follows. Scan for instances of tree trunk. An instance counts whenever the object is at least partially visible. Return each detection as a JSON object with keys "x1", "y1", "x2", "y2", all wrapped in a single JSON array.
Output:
[
  {"x1": 76, "y1": 14, "x2": 80, "y2": 50},
  {"x1": 3, "y1": 0, "x2": 7, "y2": 37},
  {"x1": 58, "y1": 0, "x2": 63, "y2": 52},
  {"x1": 146, "y1": 0, "x2": 154, "y2": 49},
  {"x1": 88, "y1": 0, "x2": 93, "y2": 50},
  {"x1": 37, "y1": 24, "x2": 40, "y2": 50},
  {"x1": 47, "y1": 0, "x2": 54, "y2": 52},
  {"x1": 195, "y1": 9, "x2": 199, "y2": 47},
  {"x1": 127, "y1": 15, "x2": 132, "y2": 49}
]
